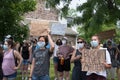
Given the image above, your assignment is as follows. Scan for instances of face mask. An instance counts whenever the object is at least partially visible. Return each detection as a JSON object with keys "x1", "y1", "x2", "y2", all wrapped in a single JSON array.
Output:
[
  {"x1": 62, "y1": 40, "x2": 66, "y2": 45},
  {"x1": 3, "y1": 45, "x2": 8, "y2": 50},
  {"x1": 90, "y1": 40, "x2": 99, "y2": 47},
  {"x1": 37, "y1": 42, "x2": 45, "y2": 48},
  {"x1": 77, "y1": 43, "x2": 84, "y2": 49}
]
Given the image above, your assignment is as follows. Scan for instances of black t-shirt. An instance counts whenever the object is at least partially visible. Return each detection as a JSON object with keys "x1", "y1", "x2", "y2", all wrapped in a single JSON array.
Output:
[
  {"x1": 74, "y1": 50, "x2": 82, "y2": 67},
  {"x1": 22, "y1": 46, "x2": 29, "y2": 59}
]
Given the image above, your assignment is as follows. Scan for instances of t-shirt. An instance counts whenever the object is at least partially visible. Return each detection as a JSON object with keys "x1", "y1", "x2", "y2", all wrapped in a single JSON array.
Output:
[
  {"x1": 59, "y1": 45, "x2": 74, "y2": 59},
  {"x1": 53, "y1": 44, "x2": 59, "y2": 57},
  {"x1": 86, "y1": 48, "x2": 111, "y2": 78},
  {"x1": 22, "y1": 46, "x2": 29, "y2": 59},
  {"x1": 74, "y1": 50, "x2": 82, "y2": 67},
  {"x1": 32, "y1": 48, "x2": 51, "y2": 76}
]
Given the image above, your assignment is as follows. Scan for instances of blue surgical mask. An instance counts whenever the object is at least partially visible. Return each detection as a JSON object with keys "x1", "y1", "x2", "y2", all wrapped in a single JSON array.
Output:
[
  {"x1": 37, "y1": 42, "x2": 45, "y2": 48},
  {"x1": 90, "y1": 40, "x2": 99, "y2": 47},
  {"x1": 3, "y1": 45, "x2": 8, "y2": 50},
  {"x1": 77, "y1": 43, "x2": 84, "y2": 49}
]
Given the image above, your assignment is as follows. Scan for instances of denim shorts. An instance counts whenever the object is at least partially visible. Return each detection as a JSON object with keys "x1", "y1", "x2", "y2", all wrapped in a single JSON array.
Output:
[
  {"x1": 4, "y1": 72, "x2": 17, "y2": 79},
  {"x1": 32, "y1": 75, "x2": 50, "y2": 80},
  {"x1": 22, "y1": 59, "x2": 29, "y2": 65},
  {"x1": 53, "y1": 57, "x2": 58, "y2": 64}
]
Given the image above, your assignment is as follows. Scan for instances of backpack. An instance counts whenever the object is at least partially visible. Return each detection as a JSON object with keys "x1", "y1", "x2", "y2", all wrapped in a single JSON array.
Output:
[{"x1": 12, "y1": 50, "x2": 18, "y2": 67}]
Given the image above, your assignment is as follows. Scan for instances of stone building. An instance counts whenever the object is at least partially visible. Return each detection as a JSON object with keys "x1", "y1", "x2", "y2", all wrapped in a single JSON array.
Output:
[
  {"x1": 24, "y1": 0, "x2": 78, "y2": 46},
  {"x1": 25, "y1": 0, "x2": 58, "y2": 21}
]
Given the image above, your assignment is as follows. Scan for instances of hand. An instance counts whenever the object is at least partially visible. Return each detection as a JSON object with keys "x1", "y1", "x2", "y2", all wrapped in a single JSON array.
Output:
[
  {"x1": 81, "y1": 59, "x2": 85, "y2": 63},
  {"x1": 14, "y1": 66, "x2": 19, "y2": 70},
  {"x1": 29, "y1": 77, "x2": 32, "y2": 80}
]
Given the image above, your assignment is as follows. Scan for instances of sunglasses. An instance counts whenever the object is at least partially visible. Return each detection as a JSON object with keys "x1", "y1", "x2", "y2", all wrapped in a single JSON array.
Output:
[{"x1": 77, "y1": 41, "x2": 83, "y2": 44}]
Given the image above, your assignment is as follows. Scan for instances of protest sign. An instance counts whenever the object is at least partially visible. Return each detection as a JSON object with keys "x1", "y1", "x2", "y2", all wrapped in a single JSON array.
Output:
[
  {"x1": 82, "y1": 49, "x2": 106, "y2": 72},
  {"x1": 30, "y1": 20, "x2": 49, "y2": 36},
  {"x1": 51, "y1": 23, "x2": 67, "y2": 35}
]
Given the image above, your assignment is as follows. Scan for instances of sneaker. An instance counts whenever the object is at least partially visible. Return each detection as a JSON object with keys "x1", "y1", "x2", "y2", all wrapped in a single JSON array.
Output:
[
  {"x1": 54, "y1": 77, "x2": 58, "y2": 80},
  {"x1": 22, "y1": 77, "x2": 24, "y2": 80}
]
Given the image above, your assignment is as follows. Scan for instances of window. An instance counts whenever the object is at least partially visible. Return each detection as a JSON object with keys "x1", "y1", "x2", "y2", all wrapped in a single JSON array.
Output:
[{"x1": 45, "y1": 1, "x2": 50, "y2": 10}]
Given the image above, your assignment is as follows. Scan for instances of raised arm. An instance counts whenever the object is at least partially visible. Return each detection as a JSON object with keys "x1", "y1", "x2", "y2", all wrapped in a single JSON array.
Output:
[{"x1": 47, "y1": 30, "x2": 54, "y2": 52}]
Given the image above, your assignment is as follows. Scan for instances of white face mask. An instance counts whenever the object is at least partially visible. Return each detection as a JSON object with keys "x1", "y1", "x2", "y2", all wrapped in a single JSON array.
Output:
[
  {"x1": 62, "y1": 40, "x2": 66, "y2": 45},
  {"x1": 77, "y1": 43, "x2": 84, "y2": 49},
  {"x1": 90, "y1": 40, "x2": 99, "y2": 47},
  {"x1": 37, "y1": 41, "x2": 45, "y2": 48}
]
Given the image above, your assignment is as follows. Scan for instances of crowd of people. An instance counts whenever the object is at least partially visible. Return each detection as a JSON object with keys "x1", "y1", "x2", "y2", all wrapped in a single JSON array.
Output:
[{"x1": 0, "y1": 31, "x2": 120, "y2": 80}]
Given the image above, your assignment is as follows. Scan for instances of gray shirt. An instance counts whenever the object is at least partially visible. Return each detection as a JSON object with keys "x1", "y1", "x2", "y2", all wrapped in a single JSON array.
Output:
[{"x1": 33, "y1": 48, "x2": 51, "y2": 76}]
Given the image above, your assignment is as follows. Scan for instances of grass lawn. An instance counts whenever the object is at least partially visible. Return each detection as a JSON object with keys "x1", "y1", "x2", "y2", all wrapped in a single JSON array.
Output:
[
  {"x1": 16, "y1": 58, "x2": 73, "y2": 80},
  {"x1": 16, "y1": 59, "x2": 118, "y2": 80}
]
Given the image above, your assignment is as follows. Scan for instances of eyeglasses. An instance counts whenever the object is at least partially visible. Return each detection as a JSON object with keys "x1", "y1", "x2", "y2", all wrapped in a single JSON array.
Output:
[{"x1": 77, "y1": 41, "x2": 83, "y2": 44}]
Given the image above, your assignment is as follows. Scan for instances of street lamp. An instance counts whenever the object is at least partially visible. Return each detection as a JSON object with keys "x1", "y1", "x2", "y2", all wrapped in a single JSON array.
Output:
[{"x1": 66, "y1": 17, "x2": 73, "y2": 27}]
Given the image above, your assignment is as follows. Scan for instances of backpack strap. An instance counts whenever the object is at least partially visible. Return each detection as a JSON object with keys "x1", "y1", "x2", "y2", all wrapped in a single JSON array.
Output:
[{"x1": 12, "y1": 50, "x2": 18, "y2": 66}]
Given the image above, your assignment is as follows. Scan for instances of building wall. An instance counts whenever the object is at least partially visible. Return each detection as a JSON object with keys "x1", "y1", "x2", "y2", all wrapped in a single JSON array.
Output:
[
  {"x1": 25, "y1": 0, "x2": 58, "y2": 21},
  {"x1": 24, "y1": 0, "x2": 77, "y2": 46}
]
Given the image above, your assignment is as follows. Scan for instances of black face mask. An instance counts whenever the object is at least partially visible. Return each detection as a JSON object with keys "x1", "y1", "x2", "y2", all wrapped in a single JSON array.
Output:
[{"x1": 107, "y1": 42, "x2": 112, "y2": 46}]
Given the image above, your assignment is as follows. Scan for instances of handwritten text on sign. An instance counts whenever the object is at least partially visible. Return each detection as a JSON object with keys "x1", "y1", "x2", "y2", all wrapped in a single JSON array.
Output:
[
  {"x1": 51, "y1": 23, "x2": 67, "y2": 35},
  {"x1": 82, "y1": 49, "x2": 106, "y2": 72}
]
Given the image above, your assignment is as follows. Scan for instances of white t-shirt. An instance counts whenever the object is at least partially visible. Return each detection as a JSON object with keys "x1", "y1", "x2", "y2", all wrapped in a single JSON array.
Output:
[
  {"x1": 86, "y1": 48, "x2": 111, "y2": 77},
  {"x1": 53, "y1": 44, "x2": 59, "y2": 57}
]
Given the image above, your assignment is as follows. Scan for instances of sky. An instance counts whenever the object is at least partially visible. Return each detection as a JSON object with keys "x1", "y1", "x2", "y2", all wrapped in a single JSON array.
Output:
[{"x1": 69, "y1": 0, "x2": 87, "y2": 9}]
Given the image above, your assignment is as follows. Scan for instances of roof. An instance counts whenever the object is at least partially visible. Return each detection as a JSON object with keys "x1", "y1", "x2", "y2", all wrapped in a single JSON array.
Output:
[{"x1": 65, "y1": 28, "x2": 78, "y2": 36}]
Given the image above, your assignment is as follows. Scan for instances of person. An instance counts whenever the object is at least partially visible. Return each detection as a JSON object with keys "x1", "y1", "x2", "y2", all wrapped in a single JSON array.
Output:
[
  {"x1": 71, "y1": 37, "x2": 87, "y2": 80},
  {"x1": 2, "y1": 40, "x2": 23, "y2": 80},
  {"x1": 0, "y1": 46, "x2": 3, "y2": 80},
  {"x1": 86, "y1": 35, "x2": 111, "y2": 80},
  {"x1": 29, "y1": 30, "x2": 54, "y2": 80},
  {"x1": 53, "y1": 39, "x2": 63, "y2": 80},
  {"x1": 57, "y1": 37, "x2": 74, "y2": 80},
  {"x1": 20, "y1": 41, "x2": 32, "y2": 80},
  {"x1": 105, "y1": 39, "x2": 118, "y2": 80},
  {"x1": 117, "y1": 42, "x2": 120, "y2": 80}
]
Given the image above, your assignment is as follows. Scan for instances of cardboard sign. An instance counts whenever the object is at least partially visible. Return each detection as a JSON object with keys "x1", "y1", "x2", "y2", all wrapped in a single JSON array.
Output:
[
  {"x1": 30, "y1": 20, "x2": 49, "y2": 36},
  {"x1": 82, "y1": 49, "x2": 106, "y2": 72},
  {"x1": 51, "y1": 23, "x2": 67, "y2": 35},
  {"x1": 97, "y1": 29, "x2": 116, "y2": 40}
]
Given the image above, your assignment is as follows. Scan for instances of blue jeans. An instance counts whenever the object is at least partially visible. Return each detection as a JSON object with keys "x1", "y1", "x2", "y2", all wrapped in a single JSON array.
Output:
[{"x1": 32, "y1": 75, "x2": 50, "y2": 80}]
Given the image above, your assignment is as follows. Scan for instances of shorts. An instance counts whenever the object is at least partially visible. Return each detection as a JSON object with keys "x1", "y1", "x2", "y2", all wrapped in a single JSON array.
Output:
[
  {"x1": 32, "y1": 74, "x2": 50, "y2": 80},
  {"x1": 22, "y1": 59, "x2": 29, "y2": 65},
  {"x1": 53, "y1": 57, "x2": 58, "y2": 64},
  {"x1": 4, "y1": 72, "x2": 17, "y2": 79},
  {"x1": 57, "y1": 58, "x2": 70, "y2": 72}
]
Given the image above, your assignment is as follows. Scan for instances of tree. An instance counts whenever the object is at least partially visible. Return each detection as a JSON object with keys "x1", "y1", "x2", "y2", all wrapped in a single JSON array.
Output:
[
  {"x1": 47, "y1": 0, "x2": 120, "y2": 40},
  {"x1": 0, "y1": 0, "x2": 36, "y2": 42}
]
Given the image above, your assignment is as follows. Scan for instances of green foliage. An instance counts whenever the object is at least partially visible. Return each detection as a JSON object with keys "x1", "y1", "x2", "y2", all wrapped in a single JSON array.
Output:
[
  {"x1": 0, "y1": 0, "x2": 36, "y2": 42},
  {"x1": 47, "y1": 0, "x2": 120, "y2": 40}
]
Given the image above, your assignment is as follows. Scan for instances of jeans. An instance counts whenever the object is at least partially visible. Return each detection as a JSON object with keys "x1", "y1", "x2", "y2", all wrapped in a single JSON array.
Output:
[{"x1": 32, "y1": 75, "x2": 50, "y2": 80}]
